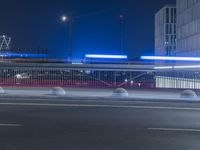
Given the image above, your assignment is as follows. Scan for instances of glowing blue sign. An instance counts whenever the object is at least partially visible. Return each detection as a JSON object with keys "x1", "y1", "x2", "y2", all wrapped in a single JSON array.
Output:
[
  {"x1": 141, "y1": 56, "x2": 200, "y2": 61},
  {"x1": 85, "y1": 54, "x2": 127, "y2": 59}
]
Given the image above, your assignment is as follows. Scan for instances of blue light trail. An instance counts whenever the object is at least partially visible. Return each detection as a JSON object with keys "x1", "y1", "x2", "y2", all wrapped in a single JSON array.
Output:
[
  {"x1": 141, "y1": 56, "x2": 200, "y2": 61},
  {"x1": 0, "y1": 53, "x2": 48, "y2": 58},
  {"x1": 85, "y1": 54, "x2": 128, "y2": 59}
]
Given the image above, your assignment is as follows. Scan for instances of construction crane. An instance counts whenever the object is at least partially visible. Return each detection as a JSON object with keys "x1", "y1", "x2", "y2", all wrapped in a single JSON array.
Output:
[{"x1": 0, "y1": 35, "x2": 11, "y2": 51}]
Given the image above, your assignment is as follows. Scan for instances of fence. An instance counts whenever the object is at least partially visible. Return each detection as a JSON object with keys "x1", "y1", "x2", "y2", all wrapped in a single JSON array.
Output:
[
  {"x1": 1, "y1": 62, "x2": 200, "y2": 89},
  {"x1": 155, "y1": 71, "x2": 200, "y2": 89},
  {"x1": 0, "y1": 63, "x2": 155, "y2": 88}
]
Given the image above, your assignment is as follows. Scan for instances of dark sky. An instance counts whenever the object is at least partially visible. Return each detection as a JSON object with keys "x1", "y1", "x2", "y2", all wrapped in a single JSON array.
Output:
[{"x1": 0, "y1": 0, "x2": 175, "y2": 60}]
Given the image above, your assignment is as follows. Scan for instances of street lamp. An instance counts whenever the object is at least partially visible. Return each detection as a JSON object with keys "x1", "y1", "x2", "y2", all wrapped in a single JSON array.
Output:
[
  {"x1": 61, "y1": 16, "x2": 67, "y2": 22},
  {"x1": 61, "y1": 15, "x2": 70, "y2": 22},
  {"x1": 61, "y1": 14, "x2": 73, "y2": 63},
  {"x1": 60, "y1": 11, "x2": 105, "y2": 63},
  {"x1": 119, "y1": 14, "x2": 124, "y2": 53}
]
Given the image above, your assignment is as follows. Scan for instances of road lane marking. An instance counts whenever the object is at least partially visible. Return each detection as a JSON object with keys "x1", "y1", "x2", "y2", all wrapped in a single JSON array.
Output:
[
  {"x1": 0, "y1": 124, "x2": 21, "y2": 127},
  {"x1": 148, "y1": 128, "x2": 200, "y2": 132},
  {"x1": 1, "y1": 102, "x2": 200, "y2": 111}
]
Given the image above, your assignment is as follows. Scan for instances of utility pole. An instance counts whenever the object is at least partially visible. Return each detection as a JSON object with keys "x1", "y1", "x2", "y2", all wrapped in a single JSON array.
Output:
[
  {"x1": 119, "y1": 15, "x2": 124, "y2": 53},
  {"x1": 67, "y1": 12, "x2": 73, "y2": 62}
]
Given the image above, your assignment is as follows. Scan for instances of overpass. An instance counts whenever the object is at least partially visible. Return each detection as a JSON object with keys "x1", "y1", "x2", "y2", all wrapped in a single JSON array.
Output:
[
  {"x1": 0, "y1": 62, "x2": 199, "y2": 89},
  {"x1": 0, "y1": 62, "x2": 199, "y2": 71},
  {"x1": 0, "y1": 62, "x2": 155, "y2": 71}
]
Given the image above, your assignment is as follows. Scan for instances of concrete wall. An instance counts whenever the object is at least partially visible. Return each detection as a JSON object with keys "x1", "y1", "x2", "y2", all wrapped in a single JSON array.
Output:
[
  {"x1": 155, "y1": 8, "x2": 166, "y2": 56},
  {"x1": 155, "y1": 5, "x2": 176, "y2": 57}
]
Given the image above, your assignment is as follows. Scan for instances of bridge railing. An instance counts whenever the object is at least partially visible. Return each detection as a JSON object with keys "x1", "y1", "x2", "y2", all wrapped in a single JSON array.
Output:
[
  {"x1": 1, "y1": 62, "x2": 200, "y2": 89},
  {"x1": 0, "y1": 63, "x2": 155, "y2": 88}
]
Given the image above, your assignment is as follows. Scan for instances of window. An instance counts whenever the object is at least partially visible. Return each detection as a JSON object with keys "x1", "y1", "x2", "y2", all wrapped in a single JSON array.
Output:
[
  {"x1": 166, "y1": 24, "x2": 169, "y2": 34},
  {"x1": 166, "y1": 8, "x2": 169, "y2": 23},
  {"x1": 171, "y1": 8, "x2": 174, "y2": 23},
  {"x1": 170, "y1": 24, "x2": 172, "y2": 34}
]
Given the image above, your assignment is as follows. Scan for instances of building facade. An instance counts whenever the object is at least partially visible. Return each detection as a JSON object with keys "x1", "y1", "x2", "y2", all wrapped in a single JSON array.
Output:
[
  {"x1": 155, "y1": 5, "x2": 177, "y2": 56},
  {"x1": 176, "y1": 0, "x2": 200, "y2": 56}
]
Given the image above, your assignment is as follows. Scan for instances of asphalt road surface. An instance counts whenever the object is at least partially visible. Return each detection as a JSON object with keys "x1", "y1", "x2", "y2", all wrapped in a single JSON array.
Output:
[{"x1": 0, "y1": 96, "x2": 200, "y2": 150}]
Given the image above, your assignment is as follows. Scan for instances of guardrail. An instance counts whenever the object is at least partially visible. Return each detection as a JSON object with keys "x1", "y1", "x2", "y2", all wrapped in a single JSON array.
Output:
[
  {"x1": 0, "y1": 62, "x2": 199, "y2": 89},
  {"x1": 0, "y1": 62, "x2": 155, "y2": 88}
]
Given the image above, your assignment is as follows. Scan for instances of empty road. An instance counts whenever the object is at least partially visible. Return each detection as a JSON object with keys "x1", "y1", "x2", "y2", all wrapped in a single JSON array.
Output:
[{"x1": 0, "y1": 96, "x2": 200, "y2": 150}]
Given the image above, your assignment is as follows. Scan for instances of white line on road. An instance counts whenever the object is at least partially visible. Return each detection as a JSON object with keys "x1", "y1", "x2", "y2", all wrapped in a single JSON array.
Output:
[
  {"x1": 0, "y1": 102, "x2": 200, "y2": 111},
  {"x1": 0, "y1": 124, "x2": 21, "y2": 127},
  {"x1": 148, "y1": 128, "x2": 200, "y2": 132}
]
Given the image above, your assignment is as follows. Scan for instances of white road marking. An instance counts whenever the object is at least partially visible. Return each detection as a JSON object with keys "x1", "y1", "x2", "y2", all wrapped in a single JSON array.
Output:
[
  {"x1": 148, "y1": 128, "x2": 200, "y2": 132},
  {"x1": 0, "y1": 102, "x2": 200, "y2": 111},
  {"x1": 0, "y1": 124, "x2": 21, "y2": 127}
]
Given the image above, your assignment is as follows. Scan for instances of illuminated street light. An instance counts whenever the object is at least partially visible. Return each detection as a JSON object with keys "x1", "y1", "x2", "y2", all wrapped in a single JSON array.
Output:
[
  {"x1": 61, "y1": 16, "x2": 67, "y2": 22},
  {"x1": 60, "y1": 14, "x2": 73, "y2": 63},
  {"x1": 119, "y1": 14, "x2": 124, "y2": 52},
  {"x1": 60, "y1": 11, "x2": 106, "y2": 63},
  {"x1": 61, "y1": 15, "x2": 70, "y2": 22}
]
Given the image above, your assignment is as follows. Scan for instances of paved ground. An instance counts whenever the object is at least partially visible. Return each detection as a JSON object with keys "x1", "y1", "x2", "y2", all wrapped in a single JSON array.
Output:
[{"x1": 0, "y1": 97, "x2": 200, "y2": 149}]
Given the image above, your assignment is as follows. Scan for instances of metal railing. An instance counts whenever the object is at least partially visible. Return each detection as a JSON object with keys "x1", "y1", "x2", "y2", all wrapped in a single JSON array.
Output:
[
  {"x1": 1, "y1": 62, "x2": 200, "y2": 89},
  {"x1": 0, "y1": 62, "x2": 155, "y2": 88}
]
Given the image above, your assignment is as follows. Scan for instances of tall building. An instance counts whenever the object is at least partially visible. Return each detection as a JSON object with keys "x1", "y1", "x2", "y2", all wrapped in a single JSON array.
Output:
[
  {"x1": 155, "y1": 1, "x2": 200, "y2": 90},
  {"x1": 155, "y1": 5, "x2": 177, "y2": 56},
  {"x1": 176, "y1": 0, "x2": 200, "y2": 56}
]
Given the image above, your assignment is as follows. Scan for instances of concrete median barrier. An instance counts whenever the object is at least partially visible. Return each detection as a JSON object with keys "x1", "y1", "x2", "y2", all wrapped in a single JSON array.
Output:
[
  {"x1": 0, "y1": 87, "x2": 5, "y2": 94},
  {"x1": 51, "y1": 87, "x2": 66, "y2": 96},
  {"x1": 112, "y1": 88, "x2": 129, "y2": 98},
  {"x1": 180, "y1": 90, "x2": 197, "y2": 99}
]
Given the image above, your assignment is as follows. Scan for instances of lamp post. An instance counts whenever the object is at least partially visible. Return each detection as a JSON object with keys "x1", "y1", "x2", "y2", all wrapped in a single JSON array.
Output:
[
  {"x1": 61, "y1": 11, "x2": 106, "y2": 63},
  {"x1": 119, "y1": 14, "x2": 124, "y2": 53},
  {"x1": 61, "y1": 14, "x2": 73, "y2": 63}
]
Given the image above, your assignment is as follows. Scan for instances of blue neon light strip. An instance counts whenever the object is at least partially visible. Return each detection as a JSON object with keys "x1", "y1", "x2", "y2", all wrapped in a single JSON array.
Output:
[
  {"x1": 85, "y1": 54, "x2": 128, "y2": 59},
  {"x1": 0, "y1": 53, "x2": 48, "y2": 58},
  {"x1": 141, "y1": 56, "x2": 200, "y2": 61}
]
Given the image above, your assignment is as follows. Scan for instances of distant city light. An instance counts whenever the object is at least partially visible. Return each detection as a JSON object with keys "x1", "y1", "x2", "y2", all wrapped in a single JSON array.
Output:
[
  {"x1": 141, "y1": 56, "x2": 200, "y2": 61},
  {"x1": 85, "y1": 54, "x2": 128, "y2": 59},
  {"x1": 119, "y1": 15, "x2": 124, "y2": 19}
]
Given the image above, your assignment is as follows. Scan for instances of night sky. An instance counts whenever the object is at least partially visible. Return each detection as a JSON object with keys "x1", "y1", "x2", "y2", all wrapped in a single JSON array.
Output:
[{"x1": 0, "y1": 0, "x2": 175, "y2": 60}]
